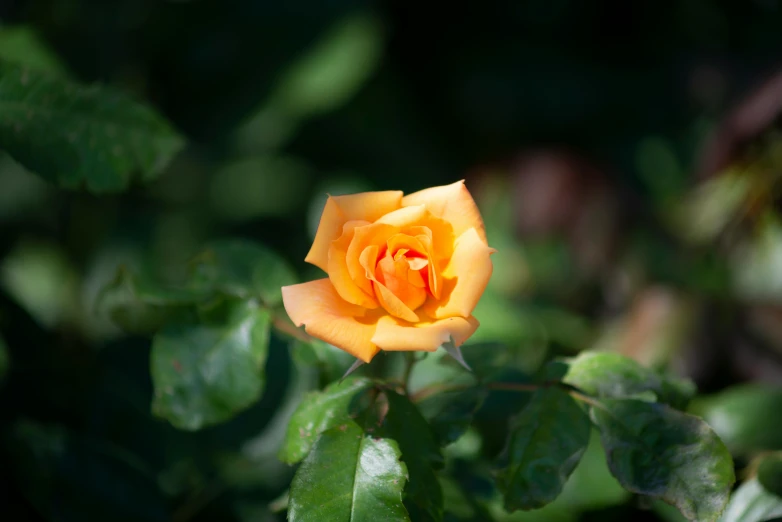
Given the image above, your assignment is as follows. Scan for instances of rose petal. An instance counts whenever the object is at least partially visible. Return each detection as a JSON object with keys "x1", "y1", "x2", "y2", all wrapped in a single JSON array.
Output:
[
  {"x1": 402, "y1": 180, "x2": 487, "y2": 243},
  {"x1": 375, "y1": 204, "x2": 428, "y2": 228},
  {"x1": 305, "y1": 191, "x2": 403, "y2": 271},
  {"x1": 387, "y1": 233, "x2": 427, "y2": 258},
  {"x1": 282, "y1": 279, "x2": 380, "y2": 363},
  {"x1": 328, "y1": 221, "x2": 378, "y2": 308},
  {"x1": 409, "y1": 229, "x2": 440, "y2": 299},
  {"x1": 346, "y1": 222, "x2": 398, "y2": 294},
  {"x1": 377, "y1": 253, "x2": 427, "y2": 312},
  {"x1": 371, "y1": 314, "x2": 480, "y2": 352},
  {"x1": 360, "y1": 250, "x2": 420, "y2": 322},
  {"x1": 425, "y1": 227, "x2": 495, "y2": 319}
]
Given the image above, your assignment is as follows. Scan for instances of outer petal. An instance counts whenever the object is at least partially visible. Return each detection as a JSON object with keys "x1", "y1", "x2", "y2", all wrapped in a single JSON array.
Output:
[
  {"x1": 371, "y1": 314, "x2": 479, "y2": 352},
  {"x1": 402, "y1": 180, "x2": 487, "y2": 243},
  {"x1": 282, "y1": 279, "x2": 380, "y2": 362},
  {"x1": 425, "y1": 227, "x2": 495, "y2": 319},
  {"x1": 305, "y1": 191, "x2": 403, "y2": 271},
  {"x1": 376, "y1": 204, "x2": 427, "y2": 228}
]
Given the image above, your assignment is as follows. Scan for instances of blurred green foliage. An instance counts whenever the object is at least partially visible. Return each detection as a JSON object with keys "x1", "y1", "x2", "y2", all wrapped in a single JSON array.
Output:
[{"x1": 3, "y1": 1, "x2": 782, "y2": 521}]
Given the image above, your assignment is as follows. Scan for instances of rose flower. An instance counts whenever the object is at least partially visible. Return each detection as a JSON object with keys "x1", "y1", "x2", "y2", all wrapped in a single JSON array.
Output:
[{"x1": 282, "y1": 180, "x2": 495, "y2": 363}]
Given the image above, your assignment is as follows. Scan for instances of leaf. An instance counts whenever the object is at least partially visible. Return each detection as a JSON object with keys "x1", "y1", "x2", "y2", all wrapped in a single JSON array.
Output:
[
  {"x1": 668, "y1": 168, "x2": 752, "y2": 244},
  {"x1": 290, "y1": 338, "x2": 354, "y2": 385},
  {"x1": 718, "y1": 478, "x2": 782, "y2": 522},
  {"x1": 0, "y1": 25, "x2": 68, "y2": 76},
  {"x1": 287, "y1": 421, "x2": 410, "y2": 522},
  {"x1": 555, "y1": 428, "x2": 630, "y2": 511},
  {"x1": 692, "y1": 384, "x2": 782, "y2": 457},
  {"x1": 150, "y1": 300, "x2": 271, "y2": 430},
  {"x1": 189, "y1": 239, "x2": 297, "y2": 306},
  {"x1": 278, "y1": 377, "x2": 374, "y2": 464},
  {"x1": 97, "y1": 266, "x2": 210, "y2": 334},
  {"x1": 0, "y1": 61, "x2": 184, "y2": 192},
  {"x1": 558, "y1": 352, "x2": 696, "y2": 409},
  {"x1": 496, "y1": 388, "x2": 591, "y2": 511},
  {"x1": 420, "y1": 386, "x2": 488, "y2": 447},
  {"x1": 731, "y1": 212, "x2": 782, "y2": 303},
  {"x1": 758, "y1": 453, "x2": 782, "y2": 498},
  {"x1": 439, "y1": 476, "x2": 476, "y2": 519},
  {"x1": 591, "y1": 398, "x2": 735, "y2": 522},
  {"x1": 382, "y1": 390, "x2": 444, "y2": 522},
  {"x1": 270, "y1": 12, "x2": 384, "y2": 118}
]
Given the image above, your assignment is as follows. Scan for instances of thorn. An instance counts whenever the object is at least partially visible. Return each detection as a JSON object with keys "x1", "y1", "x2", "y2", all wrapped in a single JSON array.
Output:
[
  {"x1": 442, "y1": 338, "x2": 472, "y2": 372},
  {"x1": 340, "y1": 358, "x2": 366, "y2": 382}
]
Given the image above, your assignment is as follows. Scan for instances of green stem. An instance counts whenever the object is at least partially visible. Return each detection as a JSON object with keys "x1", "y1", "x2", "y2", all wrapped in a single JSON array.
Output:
[{"x1": 410, "y1": 379, "x2": 603, "y2": 408}]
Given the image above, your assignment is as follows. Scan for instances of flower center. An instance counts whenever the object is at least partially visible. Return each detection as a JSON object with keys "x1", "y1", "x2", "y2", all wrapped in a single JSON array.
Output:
[{"x1": 358, "y1": 231, "x2": 437, "y2": 321}]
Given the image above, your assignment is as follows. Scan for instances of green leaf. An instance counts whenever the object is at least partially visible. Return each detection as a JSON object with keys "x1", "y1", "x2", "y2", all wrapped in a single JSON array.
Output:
[
  {"x1": 558, "y1": 352, "x2": 696, "y2": 409},
  {"x1": 291, "y1": 338, "x2": 355, "y2": 385},
  {"x1": 150, "y1": 300, "x2": 271, "y2": 430},
  {"x1": 440, "y1": 476, "x2": 476, "y2": 519},
  {"x1": 278, "y1": 377, "x2": 374, "y2": 464},
  {"x1": 97, "y1": 266, "x2": 210, "y2": 334},
  {"x1": 496, "y1": 388, "x2": 591, "y2": 511},
  {"x1": 718, "y1": 478, "x2": 782, "y2": 522},
  {"x1": 287, "y1": 421, "x2": 410, "y2": 522},
  {"x1": 0, "y1": 25, "x2": 68, "y2": 76},
  {"x1": 591, "y1": 398, "x2": 735, "y2": 521},
  {"x1": 382, "y1": 390, "x2": 444, "y2": 522},
  {"x1": 190, "y1": 239, "x2": 297, "y2": 306},
  {"x1": 270, "y1": 12, "x2": 384, "y2": 119},
  {"x1": 758, "y1": 453, "x2": 782, "y2": 498},
  {"x1": 0, "y1": 61, "x2": 184, "y2": 192},
  {"x1": 692, "y1": 384, "x2": 782, "y2": 456},
  {"x1": 420, "y1": 386, "x2": 488, "y2": 447}
]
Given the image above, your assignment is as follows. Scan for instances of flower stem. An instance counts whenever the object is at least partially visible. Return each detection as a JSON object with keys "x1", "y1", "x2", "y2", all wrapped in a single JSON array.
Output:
[{"x1": 410, "y1": 379, "x2": 604, "y2": 409}]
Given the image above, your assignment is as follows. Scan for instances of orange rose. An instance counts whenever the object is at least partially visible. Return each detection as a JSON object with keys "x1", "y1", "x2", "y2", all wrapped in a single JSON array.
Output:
[{"x1": 282, "y1": 180, "x2": 495, "y2": 363}]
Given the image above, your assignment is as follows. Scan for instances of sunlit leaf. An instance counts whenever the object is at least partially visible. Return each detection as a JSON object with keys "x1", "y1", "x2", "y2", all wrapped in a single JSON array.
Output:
[
  {"x1": 718, "y1": 478, "x2": 782, "y2": 522},
  {"x1": 558, "y1": 352, "x2": 696, "y2": 409},
  {"x1": 150, "y1": 300, "x2": 271, "y2": 430},
  {"x1": 496, "y1": 388, "x2": 590, "y2": 511},
  {"x1": 190, "y1": 239, "x2": 296, "y2": 306},
  {"x1": 0, "y1": 61, "x2": 184, "y2": 192},
  {"x1": 278, "y1": 377, "x2": 374, "y2": 464},
  {"x1": 732, "y1": 213, "x2": 782, "y2": 302},
  {"x1": 381, "y1": 390, "x2": 444, "y2": 522},
  {"x1": 692, "y1": 384, "x2": 782, "y2": 456},
  {"x1": 669, "y1": 170, "x2": 752, "y2": 244},
  {"x1": 591, "y1": 398, "x2": 734, "y2": 521},
  {"x1": 287, "y1": 421, "x2": 410, "y2": 522}
]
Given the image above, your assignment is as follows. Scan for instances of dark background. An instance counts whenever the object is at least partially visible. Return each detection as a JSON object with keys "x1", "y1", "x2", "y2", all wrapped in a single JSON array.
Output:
[{"x1": 2, "y1": 1, "x2": 782, "y2": 521}]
